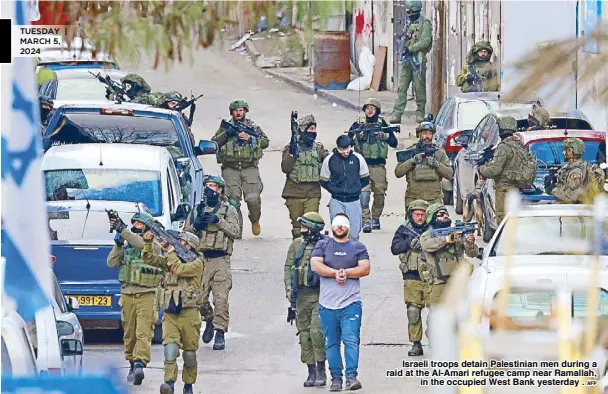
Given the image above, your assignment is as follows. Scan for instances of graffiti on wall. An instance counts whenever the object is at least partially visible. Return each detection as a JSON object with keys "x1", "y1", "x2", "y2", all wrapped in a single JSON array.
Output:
[{"x1": 351, "y1": 1, "x2": 374, "y2": 73}]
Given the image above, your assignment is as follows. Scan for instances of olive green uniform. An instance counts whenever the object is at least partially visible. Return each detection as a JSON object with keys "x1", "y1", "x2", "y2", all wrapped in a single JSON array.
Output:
[
  {"x1": 284, "y1": 237, "x2": 326, "y2": 365},
  {"x1": 552, "y1": 159, "x2": 605, "y2": 204},
  {"x1": 212, "y1": 118, "x2": 270, "y2": 234},
  {"x1": 281, "y1": 142, "x2": 330, "y2": 239},
  {"x1": 456, "y1": 41, "x2": 499, "y2": 93},
  {"x1": 184, "y1": 202, "x2": 241, "y2": 332},
  {"x1": 107, "y1": 229, "x2": 164, "y2": 365},
  {"x1": 141, "y1": 244, "x2": 204, "y2": 385},
  {"x1": 395, "y1": 145, "x2": 453, "y2": 210}
]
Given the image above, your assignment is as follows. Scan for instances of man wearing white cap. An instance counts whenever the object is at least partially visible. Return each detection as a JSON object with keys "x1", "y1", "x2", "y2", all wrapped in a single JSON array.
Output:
[{"x1": 310, "y1": 213, "x2": 371, "y2": 391}]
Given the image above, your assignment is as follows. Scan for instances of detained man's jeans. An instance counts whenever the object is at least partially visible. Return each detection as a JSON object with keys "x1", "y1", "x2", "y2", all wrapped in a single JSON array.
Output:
[{"x1": 318, "y1": 301, "x2": 362, "y2": 378}]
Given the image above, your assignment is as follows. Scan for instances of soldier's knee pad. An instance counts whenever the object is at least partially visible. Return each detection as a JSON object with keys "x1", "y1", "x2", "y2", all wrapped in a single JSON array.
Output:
[
  {"x1": 360, "y1": 191, "x2": 371, "y2": 207},
  {"x1": 164, "y1": 343, "x2": 179, "y2": 362},
  {"x1": 407, "y1": 305, "x2": 422, "y2": 324},
  {"x1": 182, "y1": 350, "x2": 197, "y2": 367}
]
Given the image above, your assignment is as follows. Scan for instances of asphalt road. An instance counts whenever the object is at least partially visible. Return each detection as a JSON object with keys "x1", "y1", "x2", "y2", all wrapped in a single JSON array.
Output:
[{"x1": 82, "y1": 43, "x2": 479, "y2": 394}]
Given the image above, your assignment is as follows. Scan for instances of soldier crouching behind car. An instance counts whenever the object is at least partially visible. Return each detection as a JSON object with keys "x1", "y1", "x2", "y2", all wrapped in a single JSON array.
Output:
[
  {"x1": 141, "y1": 231, "x2": 204, "y2": 394},
  {"x1": 107, "y1": 212, "x2": 165, "y2": 386}
]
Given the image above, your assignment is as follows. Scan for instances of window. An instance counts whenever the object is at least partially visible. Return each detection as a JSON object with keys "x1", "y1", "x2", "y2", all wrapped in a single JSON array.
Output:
[
  {"x1": 435, "y1": 98, "x2": 453, "y2": 129},
  {"x1": 56, "y1": 79, "x2": 115, "y2": 101},
  {"x1": 528, "y1": 141, "x2": 558, "y2": 166},
  {"x1": 572, "y1": 289, "x2": 608, "y2": 318},
  {"x1": 1, "y1": 337, "x2": 13, "y2": 376},
  {"x1": 52, "y1": 275, "x2": 69, "y2": 314},
  {"x1": 470, "y1": 118, "x2": 489, "y2": 145},
  {"x1": 457, "y1": 101, "x2": 535, "y2": 131},
  {"x1": 479, "y1": 117, "x2": 498, "y2": 148},
  {"x1": 529, "y1": 140, "x2": 606, "y2": 166},
  {"x1": 44, "y1": 169, "x2": 163, "y2": 216}
]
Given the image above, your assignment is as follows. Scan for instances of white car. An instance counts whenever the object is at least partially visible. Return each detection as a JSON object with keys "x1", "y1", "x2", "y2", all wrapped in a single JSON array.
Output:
[{"x1": 1, "y1": 303, "x2": 38, "y2": 377}]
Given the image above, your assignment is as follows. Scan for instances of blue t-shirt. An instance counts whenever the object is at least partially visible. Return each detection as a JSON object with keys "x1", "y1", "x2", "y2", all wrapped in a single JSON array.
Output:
[{"x1": 311, "y1": 238, "x2": 369, "y2": 310}]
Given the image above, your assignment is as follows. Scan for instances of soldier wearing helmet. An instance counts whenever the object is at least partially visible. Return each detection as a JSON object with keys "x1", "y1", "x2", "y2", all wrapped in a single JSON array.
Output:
[
  {"x1": 478, "y1": 116, "x2": 537, "y2": 225},
  {"x1": 212, "y1": 99, "x2": 270, "y2": 237},
  {"x1": 141, "y1": 230, "x2": 203, "y2": 394},
  {"x1": 395, "y1": 121, "x2": 452, "y2": 210},
  {"x1": 390, "y1": 0, "x2": 432, "y2": 124},
  {"x1": 456, "y1": 41, "x2": 498, "y2": 93},
  {"x1": 284, "y1": 212, "x2": 328, "y2": 387},
  {"x1": 39, "y1": 95, "x2": 54, "y2": 130},
  {"x1": 282, "y1": 114, "x2": 330, "y2": 239},
  {"x1": 347, "y1": 98, "x2": 399, "y2": 233},
  {"x1": 527, "y1": 106, "x2": 552, "y2": 130},
  {"x1": 390, "y1": 199, "x2": 431, "y2": 356},
  {"x1": 183, "y1": 174, "x2": 240, "y2": 351},
  {"x1": 116, "y1": 73, "x2": 153, "y2": 103},
  {"x1": 107, "y1": 211, "x2": 165, "y2": 386},
  {"x1": 419, "y1": 204, "x2": 477, "y2": 342},
  {"x1": 551, "y1": 137, "x2": 606, "y2": 203}
]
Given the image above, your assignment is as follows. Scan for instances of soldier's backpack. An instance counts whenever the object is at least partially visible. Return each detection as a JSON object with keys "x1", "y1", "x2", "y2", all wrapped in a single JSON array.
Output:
[
  {"x1": 504, "y1": 145, "x2": 537, "y2": 188},
  {"x1": 586, "y1": 163, "x2": 606, "y2": 194}
]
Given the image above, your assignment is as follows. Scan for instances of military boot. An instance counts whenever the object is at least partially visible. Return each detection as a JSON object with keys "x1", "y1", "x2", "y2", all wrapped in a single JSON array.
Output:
[
  {"x1": 372, "y1": 219, "x2": 381, "y2": 230},
  {"x1": 213, "y1": 329, "x2": 225, "y2": 350},
  {"x1": 345, "y1": 376, "x2": 362, "y2": 391},
  {"x1": 252, "y1": 223, "x2": 261, "y2": 236},
  {"x1": 389, "y1": 113, "x2": 402, "y2": 124},
  {"x1": 304, "y1": 364, "x2": 317, "y2": 387},
  {"x1": 127, "y1": 360, "x2": 134, "y2": 382},
  {"x1": 329, "y1": 377, "x2": 343, "y2": 392},
  {"x1": 409, "y1": 341, "x2": 423, "y2": 356},
  {"x1": 314, "y1": 360, "x2": 327, "y2": 387},
  {"x1": 362, "y1": 220, "x2": 372, "y2": 233},
  {"x1": 160, "y1": 381, "x2": 174, "y2": 394},
  {"x1": 183, "y1": 384, "x2": 193, "y2": 394},
  {"x1": 202, "y1": 316, "x2": 214, "y2": 344},
  {"x1": 132, "y1": 361, "x2": 145, "y2": 385}
]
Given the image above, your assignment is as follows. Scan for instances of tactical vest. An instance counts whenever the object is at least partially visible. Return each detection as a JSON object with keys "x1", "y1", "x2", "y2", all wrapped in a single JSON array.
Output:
[
  {"x1": 406, "y1": 146, "x2": 440, "y2": 182},
  {"x1": 406, "y1": 22, "x2": 421, "y2": 49},
  {"x1": 118, "y1": 245, "x2": 164, "y2": 288},
  {"x1": 427, "y1": 243, "x2": 465, "y2": 283},
  {"x1": 288, "y1": 146, "x2": 321, "y2": 183},
  {"x1": 217, "y1": 120, "x2": 264, "y2": 164},
  {"x1": 198, "y1": 203, "x2": 233, "y2": 255},
  {"x1": 353, "y1": 118, "x2": 389, "y2": 160},
  {"x1": 157, "y1": 264, "x2": 203, "y2": 313},
  {"x1": 292, "y1": 238, "x2": 321, "y2": 289}
]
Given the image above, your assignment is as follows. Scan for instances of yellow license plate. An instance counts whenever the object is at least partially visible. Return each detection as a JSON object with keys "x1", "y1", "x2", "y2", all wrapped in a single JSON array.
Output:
[{"x1": 72, "y1": 295, "x2": 112, "y2": 306}]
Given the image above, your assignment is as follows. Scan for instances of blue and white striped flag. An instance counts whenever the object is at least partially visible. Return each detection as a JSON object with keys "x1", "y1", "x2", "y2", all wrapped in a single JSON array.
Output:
[{"x1": 1, "y1": 0, "x2": 52, "y2": 321}]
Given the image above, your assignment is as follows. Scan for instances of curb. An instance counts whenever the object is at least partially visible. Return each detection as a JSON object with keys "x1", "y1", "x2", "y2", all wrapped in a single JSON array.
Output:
[{"x1": 244, "y1": 40, "x2": 260, "y2": 62}]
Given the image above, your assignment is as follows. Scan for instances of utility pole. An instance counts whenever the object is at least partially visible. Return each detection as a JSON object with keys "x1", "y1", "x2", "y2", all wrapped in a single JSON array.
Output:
[{"x1": 430, "y1": 0, "x2": 445, "y2": 115}]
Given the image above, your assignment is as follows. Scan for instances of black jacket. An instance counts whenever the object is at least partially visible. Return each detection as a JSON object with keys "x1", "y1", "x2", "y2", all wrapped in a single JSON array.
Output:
[
  {"x1": 320, "y1": 150, "x2": 370, "y2": 202},
  {"x1": 391, "y1": 222, "x2": 428, "y2": 280}
]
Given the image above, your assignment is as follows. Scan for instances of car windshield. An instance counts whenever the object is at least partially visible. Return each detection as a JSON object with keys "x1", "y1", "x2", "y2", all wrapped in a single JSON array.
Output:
[
  {"x1": 457, "y1": 101, "x2": 534, "y2": 130},
  {"x1": 491, "y1": 216, "x2": 607, "y2": 256},
  {"x1": 44, "y1": 169, "x2": 162, "y2": 216},
  {"x1": 529, "y1": 140, "x2": 605, "y2": 167},
  {"x1": 56, "y1": 79, "x2": 115, "y2": 101},
  {"x1": 517, "y1": 118, "x2": 593, "y2": 131},
  {"x1": 39, "y1": 62, "x2": 118, "y2": 71},
  {"x1": 43, "y1": 113, "x2": 184, "y2": 158}
]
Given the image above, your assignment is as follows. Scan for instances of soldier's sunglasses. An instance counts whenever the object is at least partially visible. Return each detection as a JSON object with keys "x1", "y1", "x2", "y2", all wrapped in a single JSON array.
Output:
[{"x1": 436, "y1": 211, "x2": 449, "y2": 218}]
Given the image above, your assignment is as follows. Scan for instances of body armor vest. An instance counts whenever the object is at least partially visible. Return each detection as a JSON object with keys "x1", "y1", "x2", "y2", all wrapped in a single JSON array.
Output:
[
  {"x1": 157, "y1": 263, "x2": 203, "y2": 313},
  {"x1": 353, "y1": 119, "x2": 389, "y2": 160},
  {"x1": 427, "y1": 242, "x2": 465, "y2": 283},
  {"x1": 288, "y1": 146, "x2": 321, "y2": 183},
  {"x1": 217, "y1": 120, "x2": 263, "y2": 164},
  {"x1": 292, "y1": 238, "x2": 321, "y2": 289},
  {"x1": 405, "y1": 146, "x2": 440, "y2": 182},
  {"x1": 198, "y1": 203, "x2": 233, "y2": 255},
  {"x1": 119, "y1": 245, "x2": 164, "y2": 288}
]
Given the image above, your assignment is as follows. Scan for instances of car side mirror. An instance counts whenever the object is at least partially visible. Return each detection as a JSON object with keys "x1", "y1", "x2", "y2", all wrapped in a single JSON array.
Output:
[
  {"x1": 67, "y1": 297, "x2": 79, "y2": 312},
  {"x1": 171, "y1": 202, "x2": 191, "y2": 222},
  {"x1": 193, "y1": 140, "x2": 217, "y2": 156},
  {"x1": 61, "y1": 339, "x2": 83, "y2": 356},
  {"x1": 476, "y1": 247, "x2": 484, "y2": 260}
]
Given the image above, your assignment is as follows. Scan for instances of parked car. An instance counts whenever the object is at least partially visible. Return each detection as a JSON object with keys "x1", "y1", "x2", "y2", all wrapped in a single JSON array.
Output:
[
  {"x1": 516, "y1": 108, "x2": 594, "y2": 131},
  {"x1": 431, "y1": 92, "x2": 544, "y2": 204},
  {"x1": 455, "y1": 127, "x2": 606, "y2": 242},
  {"x1": 27, "y1": 303, "x2": 63, "y2": 376},
  {"x1": 36, "y1": 39, "x2": 119, "y2": 71},
  {"x1": 42, "y1": 103, "x2": 217, "y2": 205},
  {"x1": 1, "y1": 302, "x2": 38, "y2": 377},
  {"x1": 43, "y1": 144, "x2": 192, "y2": 342},
  {"x1": 37, "y1": 68, "x2": 128, "y2": 107}
]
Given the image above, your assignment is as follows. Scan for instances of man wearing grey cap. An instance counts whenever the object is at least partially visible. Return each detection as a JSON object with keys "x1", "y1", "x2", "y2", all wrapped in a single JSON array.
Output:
[{"x1": 320, "y1": 135, "x2": 370, "y2": 241}]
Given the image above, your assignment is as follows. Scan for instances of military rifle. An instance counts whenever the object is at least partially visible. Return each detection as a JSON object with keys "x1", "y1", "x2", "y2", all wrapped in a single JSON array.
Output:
[
  {"x1": 348, "y1": 122, "x2": 400, "y2": 146},
  {"x1": 467, "y1": 64, "x2": 484, "y2": 92},
  {"x1": 544, "y1": 166, "x2": 560, "y2": 194},
  {"x1": 174, "y1": 92, "x2": 204, "y2": 127},
  {"x1": 106, "y1": 209, "x2": 120, "y2": 233},
  {"x1": 89, "y1": 71, "x2": 127, "y2": 103},
  {"x1": 220, "y1": 119, "x2": 260, "y2": 149},
  {"x1": 474, "y1": 146, "x2": 495, "y2": 166},
  {"x1": 396, "y1": 24, "x2": 423, "y2": 79},
  {"x1": 396, "y1": 145, "x2": 437, "y2": 163},
  {"x1": 289, "y1": 111, "x2": 300, "y2": 159},
  {"x1": 135, "y1": 215, "x2": 198, "y2": 263},
  {"x1": 288, "y1": 239, "x2": 308, "y2": 325},
  {"x1": 430, "y1": 220, "x2": 478, "y2": 242}
]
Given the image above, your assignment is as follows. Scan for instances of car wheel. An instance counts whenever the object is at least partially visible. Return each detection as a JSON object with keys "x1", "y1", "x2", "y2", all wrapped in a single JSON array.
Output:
[
  {"x1": 482, "y1": 200, "x2": 495, "y2": 243},
  {"x1": 454, "y1": 176, "x2": 463, "y2": 215},
  {"x1": 153, "y1": 324, "x2": 163, "y2": 344},
  {"x1": 443, "y1": 189, "x2": 453, "y2": 206}
]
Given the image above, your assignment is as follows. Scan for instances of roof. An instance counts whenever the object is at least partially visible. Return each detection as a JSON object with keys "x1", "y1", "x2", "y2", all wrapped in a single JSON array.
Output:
[
  {"x1": 57, "y1": 102, "x2": 174, "y2": 115},
  {"x1": 41, "y1": 143, "x2": 170, "y2": 172},
  {"x1": 492, "y1": 107, "x2": 535, "y2": 120},
  {"x1": 52, "y1": 68, "x2": 127, "y2": 80},
  {"x1": 514, "y1": 129, "x2": 606, "y2": 145}
]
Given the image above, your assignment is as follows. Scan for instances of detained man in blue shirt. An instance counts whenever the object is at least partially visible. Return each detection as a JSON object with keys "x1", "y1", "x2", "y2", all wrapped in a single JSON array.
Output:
[{"x1": 310, "y1": 213, "x2": 371, "y2": 391}]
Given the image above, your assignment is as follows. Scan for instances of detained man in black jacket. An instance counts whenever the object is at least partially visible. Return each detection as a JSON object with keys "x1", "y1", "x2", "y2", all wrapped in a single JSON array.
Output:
[
  {"x1": 390, "y1": 199, "x2": 431, "y2": 356},
  {"x1": 320, "y1": 135, "x2": 370, "y2": 241}
]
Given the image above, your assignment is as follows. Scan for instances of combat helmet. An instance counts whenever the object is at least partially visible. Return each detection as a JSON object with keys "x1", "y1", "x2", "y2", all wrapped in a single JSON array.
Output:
[
  {"x1": 405, "y1": 0, "x2": 423, "y2": 13},
  {"x1": 362, "y1": 98, "x2": 381, "y2": 113},
  {"x1": 415, "y1": 121, "x2": 436, "y2": 137},
  {"x1": 562, "y1": 137, "x2": 585, "y2": 157},
  {"x1": 297, "y1": 212, "x2": 325, "y2": 233},
  {"x1": 297, "y1": 114, "x2": 317, "y2": 133},
  {"x1": 179, "y1": 232, "x2": 200, "y2": 249},
  {"x1": 203, "y1": 174, "x2": 226, "y2": 190},
  {"x1": 159, "y1": 91, "x2": 184, "y2": 105},
  {"x1": 425, "y1": 203, "x2": 448, "y2": 225},
  {"x1": 229, "y1": 99, "x2": 249, "y2": 114},
  {"x1": 467, "y1": 41, "x2": 494, "y2": 63},
  {"x1": 408, "y1": 199, "x2": 430, "y2": 215},
  {"x1": 528, "y1": 106, "x2": 551, "y2": 128},
  {"x1": 131, "y1": 212, "x2": 153, "y2": 225},
  {"x1": 120, "y1": 74, "x2": 151, "y2": 96},
  {"x1": 497, "y1": 116, "x2": 518, "y2": 137}
]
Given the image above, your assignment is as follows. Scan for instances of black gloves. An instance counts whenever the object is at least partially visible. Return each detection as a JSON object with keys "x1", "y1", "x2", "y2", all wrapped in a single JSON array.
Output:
[
  {"x1": 112, "y1": 217, "x2": 127, "y2": 233},
  {"x1": 193, "y1": 214, "x2": 219, "y2": 231}
]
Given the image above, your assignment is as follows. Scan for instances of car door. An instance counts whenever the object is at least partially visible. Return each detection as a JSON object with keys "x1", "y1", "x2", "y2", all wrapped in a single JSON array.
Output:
[
  {"x1": 166, "y1": 159, "x2": 185, "y2": 231},
  {"x1": 458, "y1": 116, "x2": 490, "y2": 197},
  {"x1": 434, "y1": 98, "x2": 455, "y2": 147},
  {"x1": 176, "y1": 116, "x2": 203, "y2": 205},
  {"x1": 51, "y1": 276, "x2": 80, "y2": 375}
]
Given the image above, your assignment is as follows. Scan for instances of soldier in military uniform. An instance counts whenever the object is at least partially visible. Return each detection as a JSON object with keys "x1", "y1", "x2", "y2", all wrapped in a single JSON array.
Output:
[
  {"x1": 478, "y1": 116, "x2": 537, "y2": 224},
  {"x1": 527, "y1": 106, "x2": 552, "y2": 130},
  {"x1": 390, "y1": 0, "x2": 432, "y2": 124},
  {"x1": 184, "y1": 175, "x2": 241, "y2": 350},
  {"x1": 284, "y1": 212, "x2": 328, "y2": 387},
  {"x1": 456, "y1": 41, "x2": 499, "y2": 93},
  {"x1": 106, "y1": 74, "x2": 152, "y2": 103},
  {"x1": 282, "y1": 114, "x2": 330, "y2": 239},
  {"x1": 395, "y1": 121, "x2": 452, "y2": 210},
  {"x1": 348, "y1": 98, "x2": 398, "y2": 233},
  {"x1": 39, "y1": 95, "x2": 54, "y2": 130},
  {"x1": 141, "y1": 231, "x2": 204, "y2": 394},
  {"x1": 155, "y1": 91, "x2": 196, "y2": 144},
  {"x1": 107, "y1": 212, "x2": 165, "y2": 386},
  {"x1": 390, "y1": 200, "x2": 430, "y2": 356},
  {"x1": 212, "y1": 100, "x2": 270, "y2": 236},
  {"x1": 551, "y1": 137, "x2": 606, "y2": 204}
]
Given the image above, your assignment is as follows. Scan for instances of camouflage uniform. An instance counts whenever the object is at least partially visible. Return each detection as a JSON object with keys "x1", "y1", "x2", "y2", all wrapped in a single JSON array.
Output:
[
  {"x1": 456, "y1": 41, "x2": 499, "y2": 93},
  {"x1": 391, "y1": 0, "x2": 432, "y2": 124},
  {"x1": 183, "y1": 175, "x2": 241, "y2": 351},
  {"x1": 527, "y1": 106, "x2": 551, "y2": 130},
  {"x1": 155, "y1": 91, "x2": 196, "y2": 145},
  {"x1": 116, "y1": 74, "x2": 154, "y2": 103},
  {"x1": 552, "y1": 138, "x2": 606, "y2": 204},
  {"x1": 478, "y1": 116, "x2": 535, "y2": 224},
  {"x1": 141, "y1": 232, "x2": 203, "y2": 394},
  {"x1": 282, "y1": 114, "x2": 330, "y2": 239},
  {"x1": 349, "y1": 98, "x2": 399, "y2": 232},
  {"x1": 212, "y1": 100, "x2": 270, "y2": 236},
  {"x1": 395, "y1": 122, "x2": 453, "y2": 210},
  {"x1": 390, "y1": 200, "x2": 431, "y2": 356},
  {"x1": 107, "y1": 212, "x2": 164, "y2": 385},
  {"x1": 39, "y1": 95, "x2": 54, "y2": 131},
  {"x1": 284, "y1": 212, "x2": 328, "y2": 387}
]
